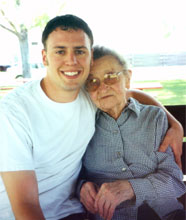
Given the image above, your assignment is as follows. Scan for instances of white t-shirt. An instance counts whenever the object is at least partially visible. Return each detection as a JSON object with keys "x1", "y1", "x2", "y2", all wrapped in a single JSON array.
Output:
[{"x1": 0, "y1": 79, "x2": 96, "y2": 220}]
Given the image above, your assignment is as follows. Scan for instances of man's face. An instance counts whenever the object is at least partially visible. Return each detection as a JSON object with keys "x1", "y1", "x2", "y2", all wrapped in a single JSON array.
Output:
[{"x1": 42, "y1": 28, "x2": 93, "y2": 101}]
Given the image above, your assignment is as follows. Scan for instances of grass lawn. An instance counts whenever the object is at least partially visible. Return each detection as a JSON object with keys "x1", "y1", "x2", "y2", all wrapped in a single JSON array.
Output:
[{"x1": 133, "y1": 79, "x2": 186, "y2": 105}]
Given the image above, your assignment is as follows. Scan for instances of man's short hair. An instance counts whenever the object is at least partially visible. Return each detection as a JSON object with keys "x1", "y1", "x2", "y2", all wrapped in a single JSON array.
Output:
[{"x1": 42, "y1": 14, "x2": 94, "y2": 49}]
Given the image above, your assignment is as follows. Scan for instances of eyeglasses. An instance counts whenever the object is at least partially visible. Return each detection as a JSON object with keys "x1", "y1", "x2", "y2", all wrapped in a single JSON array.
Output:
[{"x1": 85, "y1": 71, "x2": 123, "y2": 92}]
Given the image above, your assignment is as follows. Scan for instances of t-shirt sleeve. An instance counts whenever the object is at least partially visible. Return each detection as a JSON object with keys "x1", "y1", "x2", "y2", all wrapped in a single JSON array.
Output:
[{"x1": 0, "y1": 103, "x2": 34, "y2": 171}]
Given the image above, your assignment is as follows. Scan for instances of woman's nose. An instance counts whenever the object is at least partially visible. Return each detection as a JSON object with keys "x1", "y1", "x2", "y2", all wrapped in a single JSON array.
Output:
[{"x1": 98, "y1": 81, "x2": 109, "y2": 91}]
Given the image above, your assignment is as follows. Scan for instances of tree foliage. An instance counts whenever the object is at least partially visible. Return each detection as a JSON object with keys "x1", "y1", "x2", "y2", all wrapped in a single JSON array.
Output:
[{"x1": 0, "y1": 0, "x2": 66, "y2": 78}]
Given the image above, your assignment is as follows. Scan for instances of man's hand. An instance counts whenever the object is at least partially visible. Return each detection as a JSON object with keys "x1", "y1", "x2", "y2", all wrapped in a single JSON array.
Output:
[
  {"x1": 159, "y1": 123, "x2": 184, "y2": 168},
  {"x1": 94, "y1": 180, "x2": 135, "y2": 220},
  {"x1": 80, "y1": 182, "x2": 98, "y2": 214}
]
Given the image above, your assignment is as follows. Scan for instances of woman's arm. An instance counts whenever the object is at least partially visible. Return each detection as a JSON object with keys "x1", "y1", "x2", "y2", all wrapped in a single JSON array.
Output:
[
  {"x1": 129, "y1": 109, "x2": 186, "y2": 213},
  {"x1": 127, "y1": 89, "x2": 184, "y2": 168}
]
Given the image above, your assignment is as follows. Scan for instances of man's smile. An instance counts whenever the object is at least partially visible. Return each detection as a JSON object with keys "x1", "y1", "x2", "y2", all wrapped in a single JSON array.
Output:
[{"x1": 61, "y1": 71, "x2": 81, "y2": 77}]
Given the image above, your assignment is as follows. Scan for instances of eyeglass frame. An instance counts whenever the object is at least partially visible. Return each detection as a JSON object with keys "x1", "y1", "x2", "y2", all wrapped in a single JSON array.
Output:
[{"x1": 85, "y1": 70, "x2": 125, "y2": 92}]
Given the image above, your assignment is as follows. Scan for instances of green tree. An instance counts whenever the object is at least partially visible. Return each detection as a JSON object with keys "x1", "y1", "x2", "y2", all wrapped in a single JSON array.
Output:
[{"x1": 0, "y1": 0, "x2": 65, "y2": 78}]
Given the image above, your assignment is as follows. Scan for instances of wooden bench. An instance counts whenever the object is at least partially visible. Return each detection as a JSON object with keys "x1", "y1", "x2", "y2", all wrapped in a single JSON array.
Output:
[
  {"x1": 165, "y1": 105, "x2": 186, "y2": 208},
  {"x1": 131, "y1": 82, "x2": 163, "y2": 90}
]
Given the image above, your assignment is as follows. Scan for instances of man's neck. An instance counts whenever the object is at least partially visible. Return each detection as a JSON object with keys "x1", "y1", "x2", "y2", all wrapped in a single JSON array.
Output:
[{"x1": 40, "y1": 78, "x2": 79, "y2": 103}]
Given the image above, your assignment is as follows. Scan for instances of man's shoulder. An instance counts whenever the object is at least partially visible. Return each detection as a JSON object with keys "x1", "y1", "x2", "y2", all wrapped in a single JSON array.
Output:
[
  {"x1": 79, "y1": 88, "x2": 97, "y2": 112},
  {"x1": 0, "y1": 79, "x2": 40, "y2": 110}
]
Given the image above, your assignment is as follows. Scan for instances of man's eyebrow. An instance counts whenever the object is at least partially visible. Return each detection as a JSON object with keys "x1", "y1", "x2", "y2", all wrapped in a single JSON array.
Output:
[
  {"x1": 53, "y1": 46, "x2": 65, "y2": 49},
  {"x1": 74, "y1": 46, "x2": 88, "y2": 50}
]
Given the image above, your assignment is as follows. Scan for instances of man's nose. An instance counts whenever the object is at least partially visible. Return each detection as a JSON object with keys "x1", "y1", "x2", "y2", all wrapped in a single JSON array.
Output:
[{"x1": 65, "y1": 53, "x2": 77, "y2": 65}]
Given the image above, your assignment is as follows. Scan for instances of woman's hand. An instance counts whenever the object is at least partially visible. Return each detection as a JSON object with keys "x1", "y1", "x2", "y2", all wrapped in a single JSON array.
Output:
[
  {"x1": 94, "y1": 180, "x2": 135, "y2": 220},
  {"x1": 80, "y1": 181, "x2": 98, "y2": 214},
  {"x1": 159, "y1": 122, "x2": 184, "y2": 168}
]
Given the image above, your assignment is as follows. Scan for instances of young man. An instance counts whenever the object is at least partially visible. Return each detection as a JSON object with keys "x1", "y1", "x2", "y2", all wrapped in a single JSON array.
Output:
[{"x1": 0, "y1": 15, "x2": 183, "y2": 220}]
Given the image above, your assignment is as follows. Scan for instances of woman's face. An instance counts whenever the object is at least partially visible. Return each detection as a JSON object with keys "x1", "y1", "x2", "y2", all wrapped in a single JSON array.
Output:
[{"x1": 87, "y1": 55, "x2": 127, "y2": 117}]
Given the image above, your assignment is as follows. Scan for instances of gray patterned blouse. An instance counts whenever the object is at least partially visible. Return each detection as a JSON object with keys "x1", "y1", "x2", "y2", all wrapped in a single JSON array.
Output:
[{"x1": 82, "y1": 98, "x2": 186, "y2": 220}]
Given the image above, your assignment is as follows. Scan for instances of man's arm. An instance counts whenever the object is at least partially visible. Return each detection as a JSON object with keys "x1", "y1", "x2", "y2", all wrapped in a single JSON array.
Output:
[
  {"x1": 128, "y1": 109, "x2": 186, "y2": 208},
  {"x1": 127, "y1": 88, "x2": 182, "y2": 126},
  {"x1": 127, "y1": 89, "x2": 184, "y2": 168},
  {"x1": 1, "y1": 171, "x2": 45, "y2": 220}
]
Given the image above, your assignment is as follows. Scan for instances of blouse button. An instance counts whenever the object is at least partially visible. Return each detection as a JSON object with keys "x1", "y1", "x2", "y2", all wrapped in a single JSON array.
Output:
[
  {"x1": 122, "y1": 167, "x2": 126, "y2": 172},
  {"x1": 117, "y1": 151, "x2": 121, "y2": 158}
]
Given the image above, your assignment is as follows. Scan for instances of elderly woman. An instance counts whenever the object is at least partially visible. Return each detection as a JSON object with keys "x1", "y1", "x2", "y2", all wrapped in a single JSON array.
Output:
[{"x1": 78, "y1": 46, "x2": 186, "y2": 220}]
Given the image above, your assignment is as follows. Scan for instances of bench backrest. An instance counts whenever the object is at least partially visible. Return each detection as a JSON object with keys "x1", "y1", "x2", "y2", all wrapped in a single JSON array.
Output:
[
  {"x1": 165, "y1": 105, "x2": 186, "y2": 208},
  {"x1": 165, "y1": 105, "x2": 186, "y2": 174}
]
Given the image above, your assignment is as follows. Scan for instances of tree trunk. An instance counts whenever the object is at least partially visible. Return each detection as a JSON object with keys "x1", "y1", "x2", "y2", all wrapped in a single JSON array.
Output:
[{"x1": 18, "y1": 25, "x2": 31, "y2": 78}]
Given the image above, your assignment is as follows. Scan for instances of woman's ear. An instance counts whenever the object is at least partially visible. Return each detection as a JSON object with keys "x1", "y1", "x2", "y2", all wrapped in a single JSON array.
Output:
[
  {"x1": 125, "y1": 69, "x2": 132, "y2": 89},
  {"x1": 90, "y1": 49, "x2": 94, "y2": 67}
]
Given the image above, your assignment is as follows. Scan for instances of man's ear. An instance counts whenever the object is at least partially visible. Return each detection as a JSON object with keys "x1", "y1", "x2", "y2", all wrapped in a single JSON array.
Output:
[
  {"x1": 42, "y1": 49, "x2": 48, "y2": 66},
  {"x1": 125, "y1": 69, "x2": 132, "y2": 89}
]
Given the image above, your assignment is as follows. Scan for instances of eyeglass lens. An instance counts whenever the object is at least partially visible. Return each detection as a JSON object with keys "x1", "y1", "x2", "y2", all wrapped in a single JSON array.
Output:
[{"x1": 86, "y1": 72, "x2": 120, "y2": 92}]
